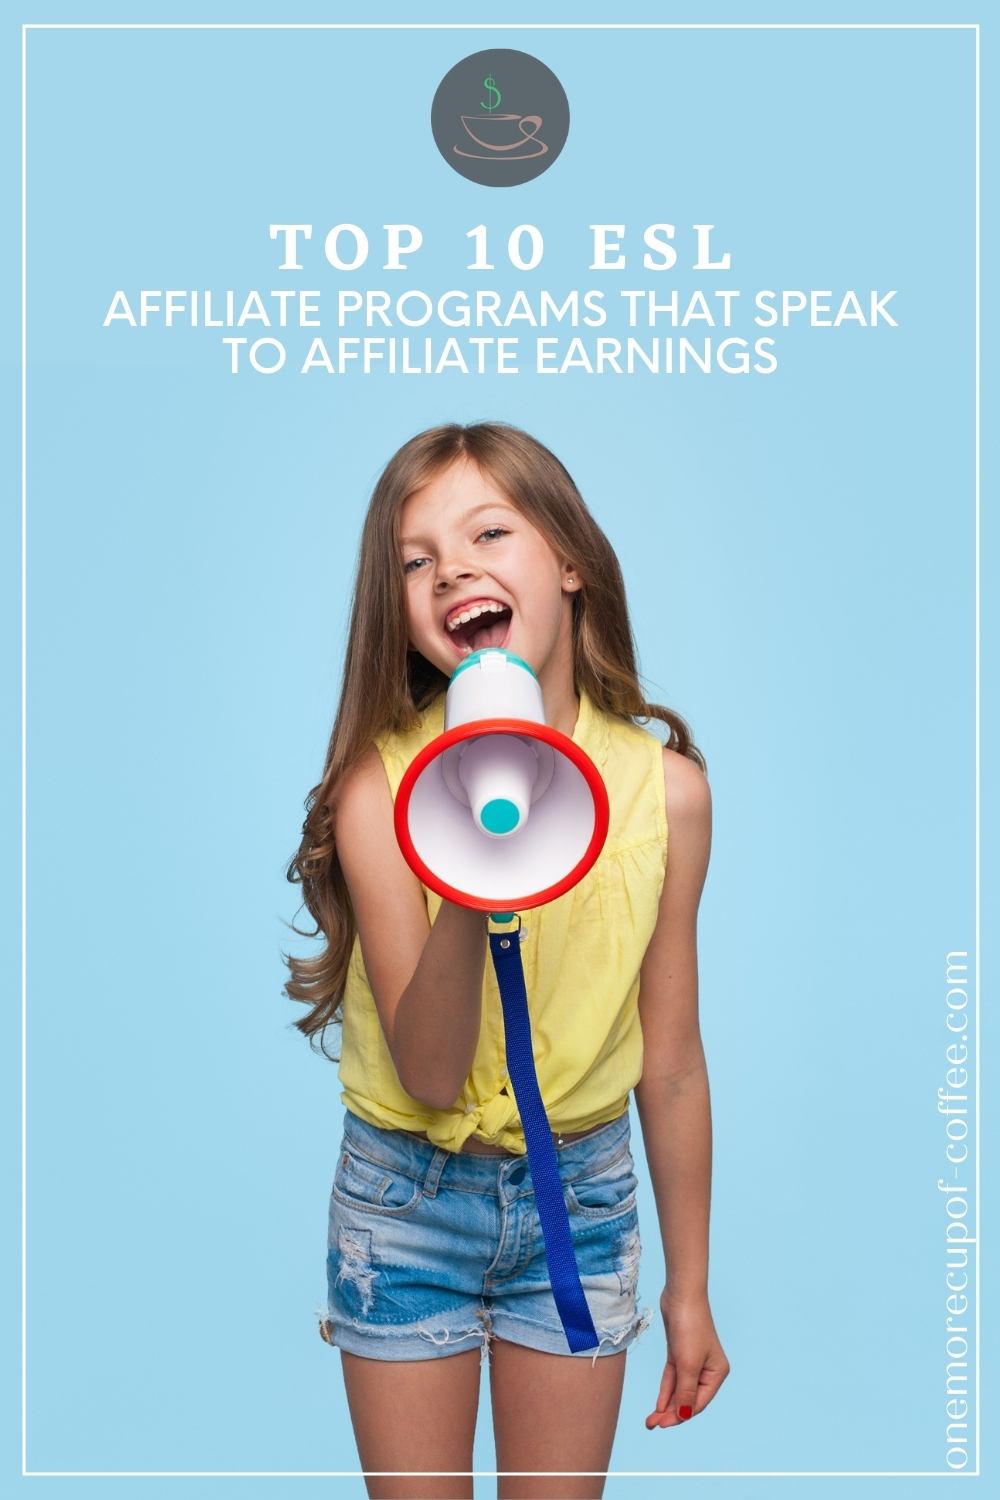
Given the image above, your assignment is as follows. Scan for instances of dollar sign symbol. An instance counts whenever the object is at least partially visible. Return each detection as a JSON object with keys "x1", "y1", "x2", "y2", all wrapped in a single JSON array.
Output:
[{"x1": 482, "y1": 74, "x2": 502, "y2": 113}]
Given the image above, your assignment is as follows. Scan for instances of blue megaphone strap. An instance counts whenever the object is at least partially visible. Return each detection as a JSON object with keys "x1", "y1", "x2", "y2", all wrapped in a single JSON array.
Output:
[{"x1": 487, "y1": 919, "x2": 599, "y2": 1353}]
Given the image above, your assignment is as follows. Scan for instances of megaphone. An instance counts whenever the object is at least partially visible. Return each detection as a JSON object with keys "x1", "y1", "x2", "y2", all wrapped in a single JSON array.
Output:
[
  {"x1": 393, "y1": 648, "x2": 613, "y2": 1353},
  {"x1": 394, "y1": 648, "x2": 610, "y2": 912}
]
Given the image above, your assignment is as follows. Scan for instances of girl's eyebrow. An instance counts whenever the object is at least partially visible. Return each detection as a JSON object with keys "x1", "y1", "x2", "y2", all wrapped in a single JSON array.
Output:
[{"x1": 399, "y1": 501, "x2": 515, "y2": 548}]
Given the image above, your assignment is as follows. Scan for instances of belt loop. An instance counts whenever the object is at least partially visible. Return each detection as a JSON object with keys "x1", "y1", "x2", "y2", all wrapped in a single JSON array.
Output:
[{"x1": 422, "y1": 1146, "x2": 449, "y2": 1198}]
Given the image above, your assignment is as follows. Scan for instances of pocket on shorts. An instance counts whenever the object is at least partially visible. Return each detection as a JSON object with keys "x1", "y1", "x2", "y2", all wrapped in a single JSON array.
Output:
[
  {"x1": 331, "y1": 1144, "x2": 424, "y2": 1218},
  {"x1": 564, "y1": 1147, "x2": 638, "y2": 1220}
]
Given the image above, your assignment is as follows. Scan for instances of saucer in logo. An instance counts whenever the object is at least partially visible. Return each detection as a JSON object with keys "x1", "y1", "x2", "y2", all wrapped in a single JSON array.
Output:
[{"x1": 431, "y1": 48, "x2": 569, "y2": 185}]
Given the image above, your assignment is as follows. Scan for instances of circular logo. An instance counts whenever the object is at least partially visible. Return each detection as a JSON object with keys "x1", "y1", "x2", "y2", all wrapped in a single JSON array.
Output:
[{"x1": 431, "y1": 48, "x2": 569, "y2": 187}]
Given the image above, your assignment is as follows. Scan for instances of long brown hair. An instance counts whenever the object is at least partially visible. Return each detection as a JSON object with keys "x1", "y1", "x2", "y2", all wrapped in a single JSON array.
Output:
[{"x1": 282, "y1": 421, "x2": 705, "y2": 1058}]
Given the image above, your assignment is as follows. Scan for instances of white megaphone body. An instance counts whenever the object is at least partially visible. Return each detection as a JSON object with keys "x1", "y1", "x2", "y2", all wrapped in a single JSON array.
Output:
[{"x1": 394, "y1": 649, "x2": 610, "y2": 912}]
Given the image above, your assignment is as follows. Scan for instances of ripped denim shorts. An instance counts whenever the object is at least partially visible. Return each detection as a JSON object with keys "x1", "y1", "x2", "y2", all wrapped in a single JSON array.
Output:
[{"x1": 316, "y1": 1106, "x2": 653, "y2": 1366}]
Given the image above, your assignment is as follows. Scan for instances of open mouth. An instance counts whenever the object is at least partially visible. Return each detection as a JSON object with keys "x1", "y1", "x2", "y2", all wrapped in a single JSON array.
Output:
[{"x1": 443, "y1": 602, "x2": 513, "y2": 657}]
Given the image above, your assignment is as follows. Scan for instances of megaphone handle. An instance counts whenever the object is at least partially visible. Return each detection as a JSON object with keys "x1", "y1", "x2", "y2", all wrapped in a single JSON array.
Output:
[{"x1": 488, "y1": 927, "x2": 600, "y2": 1354}]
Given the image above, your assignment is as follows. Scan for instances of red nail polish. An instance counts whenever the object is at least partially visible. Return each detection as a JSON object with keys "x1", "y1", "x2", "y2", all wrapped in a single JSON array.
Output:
[{"x1": 679, "y1": 1404, "x2": 692, "y2": 1419}]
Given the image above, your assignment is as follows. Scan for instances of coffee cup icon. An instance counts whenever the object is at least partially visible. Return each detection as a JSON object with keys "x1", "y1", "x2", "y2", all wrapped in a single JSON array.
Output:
[{"x1": 455, "y1": 113, "x2": 548, "y2": 160}]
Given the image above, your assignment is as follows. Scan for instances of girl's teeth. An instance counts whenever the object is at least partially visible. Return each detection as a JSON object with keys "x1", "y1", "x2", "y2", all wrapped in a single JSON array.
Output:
[{"x1": 446, "y1": 600, "x2": 506, "y2": 631}]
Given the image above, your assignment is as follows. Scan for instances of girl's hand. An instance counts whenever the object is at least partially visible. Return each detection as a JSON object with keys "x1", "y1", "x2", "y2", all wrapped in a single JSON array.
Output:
[{"x1": 645, "y1": 1287, "x2": 731, "y2": 1430}]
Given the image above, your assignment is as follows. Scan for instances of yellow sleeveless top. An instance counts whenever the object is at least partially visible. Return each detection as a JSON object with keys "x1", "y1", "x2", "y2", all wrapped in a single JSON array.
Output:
[{"x1": 337, "y1": 686, "x2": 668, "y2": 1154}]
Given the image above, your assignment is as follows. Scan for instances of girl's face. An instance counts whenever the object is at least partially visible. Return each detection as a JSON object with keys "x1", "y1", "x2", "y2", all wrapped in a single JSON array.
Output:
[{"x1": 398, "y1": 457, "x2": 580, "y2": 685}]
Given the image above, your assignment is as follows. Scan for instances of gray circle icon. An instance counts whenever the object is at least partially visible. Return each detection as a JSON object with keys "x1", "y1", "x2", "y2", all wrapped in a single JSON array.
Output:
[{"x1": 431, "y1": 49, "x2": 569, "y2": 186}]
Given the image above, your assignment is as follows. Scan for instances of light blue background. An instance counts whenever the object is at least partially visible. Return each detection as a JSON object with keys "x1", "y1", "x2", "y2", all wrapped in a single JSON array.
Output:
[{"x1": 3, "y1": 2, "x2": 995, "y2": 1496}]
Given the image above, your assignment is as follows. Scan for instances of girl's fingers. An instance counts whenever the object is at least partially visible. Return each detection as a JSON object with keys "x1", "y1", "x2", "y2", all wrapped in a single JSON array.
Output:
[
  {"x1": 644, "y1": 1364, "x2": 677, "y2": 1428},
  {"x1": 671, "y1": 1362, "x2": 701, "y2": 1422},
  {"x1": 648, "y1": 1362, "x2": 729, "y2": 1428}
]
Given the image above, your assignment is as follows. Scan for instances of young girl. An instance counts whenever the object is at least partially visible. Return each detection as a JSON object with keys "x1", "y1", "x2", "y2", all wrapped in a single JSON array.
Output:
[{"x1": 284, "y1": 421, "x2": 729, "y2": 1499}]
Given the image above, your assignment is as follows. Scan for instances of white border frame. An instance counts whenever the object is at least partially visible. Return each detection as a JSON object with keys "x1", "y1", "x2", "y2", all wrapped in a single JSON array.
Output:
[{"x1": 21, "y1": 20, "x2": 981, "y2": 1482}]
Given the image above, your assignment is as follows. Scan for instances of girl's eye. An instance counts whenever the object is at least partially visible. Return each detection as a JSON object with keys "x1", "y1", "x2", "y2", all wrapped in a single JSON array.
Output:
[{"x1": 402, "y1": 526, "x2": 508, "y2": 574}]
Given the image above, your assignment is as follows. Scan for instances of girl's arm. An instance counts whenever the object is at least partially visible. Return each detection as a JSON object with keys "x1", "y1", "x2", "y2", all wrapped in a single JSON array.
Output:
[
  {"x1": 633, "y1": 745, "x2": 713, "y2": 1294},
  {"x1": 634, "y1": 746, "x2": 729, "y2": 1427},
  {"x1": 336, "y1": 744, "x2": 487, "y2": 1111}
]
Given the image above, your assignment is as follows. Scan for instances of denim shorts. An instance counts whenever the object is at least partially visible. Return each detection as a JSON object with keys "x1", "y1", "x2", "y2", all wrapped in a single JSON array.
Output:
[{"x1": 316, "y1": 1106, "x2": 653, "y2": 1367}]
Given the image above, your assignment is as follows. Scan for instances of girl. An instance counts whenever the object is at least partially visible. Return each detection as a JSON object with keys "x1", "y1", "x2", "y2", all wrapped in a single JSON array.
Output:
[{"x1": 284, "y1": 421, "x2": 729, "y2": 1499}]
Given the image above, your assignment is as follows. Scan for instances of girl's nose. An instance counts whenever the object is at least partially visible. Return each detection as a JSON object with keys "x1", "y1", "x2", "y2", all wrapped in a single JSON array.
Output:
[{"x1": 434, "y1": 560, "x2": 477, "y2": 589}]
